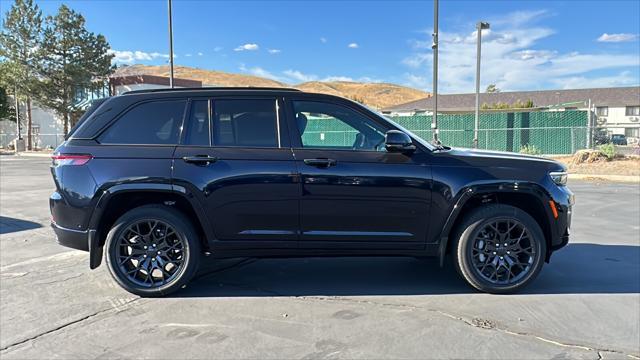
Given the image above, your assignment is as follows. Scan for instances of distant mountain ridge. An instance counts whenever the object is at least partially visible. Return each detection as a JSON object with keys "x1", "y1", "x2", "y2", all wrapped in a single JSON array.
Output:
[{"x1": 112, "y1": 65, "x2": 431, "y2": 109}]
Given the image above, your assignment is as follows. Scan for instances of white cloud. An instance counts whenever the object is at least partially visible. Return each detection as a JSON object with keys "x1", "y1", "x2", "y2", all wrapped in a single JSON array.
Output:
[
  {"x1": 402, "y1": 10, "x2": 640, "y2": 92},
  {"x1": 348, "y1": 43, "x2": 359, "y2": 49},
  {"x1": 283, "y1": 69, "x2": 317, "y2": 82},
  {"x1": 268, "y1": 49, "x2": 281, "y2": 54},
  {"x1": 197, "y1": 52, "x2": 203, "y2": 56},
  {"x1": 320, "y1": 37, "x2": 327, "y2": 43},
  {"x1": 234, "y1": 43, "x2": 259, "y2": 51},
  {"x1": 108, "y1": 50, "x2": 170, "y2": 64},
  {"x1": 239, "y1": 64, "x2": 282, "y2": 81},
  {"x1": 550, "y1": 71, "x2": 639, "y2": 89},
  {"x1": 597, "y1": 33, "x2": 639, "y2": 43},
  {"x1": 185, "y1": 53, "x2": 192, "y2": 57},
  {"x1": 213, "y1": 47, "x2": 223, "y2": 52}
]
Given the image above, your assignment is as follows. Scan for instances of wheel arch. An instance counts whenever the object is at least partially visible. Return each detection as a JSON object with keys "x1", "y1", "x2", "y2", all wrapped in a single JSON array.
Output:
[
  {"x1": 87, "y1": 183, "x2": 212, "y2": 269},
  {"x1": 437, "y1": 182, "x2": 554, "y2": 266}
]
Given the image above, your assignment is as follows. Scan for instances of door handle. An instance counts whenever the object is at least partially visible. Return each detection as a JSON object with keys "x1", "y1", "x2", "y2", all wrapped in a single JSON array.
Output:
[
  {"x1": 303, "y1": 158, "x2": 337, "y2": 168},
  {"x1": 182, "y1": 155, "x2": 218, "y2": 165}
]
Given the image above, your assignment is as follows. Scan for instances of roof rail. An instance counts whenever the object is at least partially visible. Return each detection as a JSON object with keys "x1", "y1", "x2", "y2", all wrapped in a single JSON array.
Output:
[{"x1": 122, "y1": 86, "x2": 302, "y2": 95}]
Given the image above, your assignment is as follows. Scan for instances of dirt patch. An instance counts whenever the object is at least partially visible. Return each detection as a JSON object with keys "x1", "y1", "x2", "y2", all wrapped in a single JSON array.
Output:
[{"x1": 554, "y1": 155, "x2": 640, "y2": 176}]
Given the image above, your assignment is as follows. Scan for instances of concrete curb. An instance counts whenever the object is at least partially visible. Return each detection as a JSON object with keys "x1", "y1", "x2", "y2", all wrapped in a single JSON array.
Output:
[
  {"x1": 569, "y1": 173, "x2": 640, "y2": 183},
  {"x1": 13, "y1": 152, "x2": 53, "y2": 158}
]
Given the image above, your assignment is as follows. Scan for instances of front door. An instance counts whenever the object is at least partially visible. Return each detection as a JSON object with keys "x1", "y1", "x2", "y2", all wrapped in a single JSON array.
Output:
[
  {"x1": 172, "y1": 97, "x2": 299, "y2": 246},
  {"x1": 286, "y1": 99, "x2": 431, "y2": 249}
]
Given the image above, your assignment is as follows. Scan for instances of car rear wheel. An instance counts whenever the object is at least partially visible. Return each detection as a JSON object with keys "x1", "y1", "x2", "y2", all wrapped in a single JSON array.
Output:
[
  {"x1": 452, "y1": 204, "x2": 546, "y2": 294},
  {"x1": 105, "y1": 205, "x2": 201, "y2": 297}
]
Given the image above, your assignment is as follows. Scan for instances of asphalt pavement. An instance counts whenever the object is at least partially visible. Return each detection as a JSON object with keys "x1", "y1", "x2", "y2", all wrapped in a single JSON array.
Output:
[{"x1": 0, "y1": 155, "x2": 638, "y2": 359}]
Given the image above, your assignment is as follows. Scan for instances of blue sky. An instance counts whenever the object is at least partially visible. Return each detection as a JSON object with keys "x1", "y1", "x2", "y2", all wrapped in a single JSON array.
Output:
[{"x1": 2, "y1": 0, "x2": 639, "y2": 93}]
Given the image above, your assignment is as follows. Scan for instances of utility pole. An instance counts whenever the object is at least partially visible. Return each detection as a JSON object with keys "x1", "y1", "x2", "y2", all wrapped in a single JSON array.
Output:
[
  {"x1": 431, "y1": 0, "x2": 440, "y2": 145},
  {"x1": 473, "y1": 21, "x2": 490, "y2": 149},
  {"x1": 168, "y1": 0, "x2": 175, "y2": 88}
]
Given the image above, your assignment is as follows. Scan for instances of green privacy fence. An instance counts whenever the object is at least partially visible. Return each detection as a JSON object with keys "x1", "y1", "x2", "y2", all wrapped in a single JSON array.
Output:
[{"x1": 302, "y1": 110, "x2": 589, "y2": 154}]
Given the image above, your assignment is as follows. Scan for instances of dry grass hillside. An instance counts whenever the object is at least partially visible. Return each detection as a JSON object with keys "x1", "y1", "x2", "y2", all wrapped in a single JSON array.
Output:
[{"x1": 113, "y1": 65, "x2": 430, "y2": 108}]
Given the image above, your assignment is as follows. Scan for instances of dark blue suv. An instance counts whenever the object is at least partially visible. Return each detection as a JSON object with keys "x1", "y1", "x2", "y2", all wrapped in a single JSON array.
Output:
[{"x1": 50, "y1": 87, "x2": 574, "y2": 296}]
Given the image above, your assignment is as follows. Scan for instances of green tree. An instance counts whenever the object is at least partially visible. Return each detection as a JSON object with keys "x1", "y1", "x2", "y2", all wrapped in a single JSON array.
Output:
[
  {"x1": 0, "y1": 86, "x2": 18, "y2": 122},
  {"x1": 486, "y1": 84, "x2": 500, "y2": 93},
  {"x1": 36, "y1": 5, "x2": 113, "y2": 135},
  {"x1": 0, "y1": 0, "x2": 43, "y2": 149}
]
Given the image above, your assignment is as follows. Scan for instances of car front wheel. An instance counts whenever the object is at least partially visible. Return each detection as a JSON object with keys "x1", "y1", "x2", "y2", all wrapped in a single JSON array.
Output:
[
  {"x1": 453, "y1": 204, "x2": 546, "y2": 294},
  {"x1": 105, "y1": 205, "x2": 201, "y2": 297}
]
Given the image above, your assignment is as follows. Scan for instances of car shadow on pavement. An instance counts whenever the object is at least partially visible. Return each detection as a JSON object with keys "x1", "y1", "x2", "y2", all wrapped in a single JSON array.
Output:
[
  {"x1": 175, "y1": 243, "x2": 639, "y2": 297},
  {"x1": 0, "y1": 215, "x2": 42, "y2": 234}
]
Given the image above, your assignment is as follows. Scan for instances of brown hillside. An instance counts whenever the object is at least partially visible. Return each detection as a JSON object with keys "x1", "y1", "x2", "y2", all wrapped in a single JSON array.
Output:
[
  {"x1": 113, "y1": 64, "x2": 285, "y2": 88},
  {"x1": 296, "y1": 81, "x2": 430, "y2": 109},
  {"x1": 113, "y1": 65, "x2": 430, "y2": 108}
]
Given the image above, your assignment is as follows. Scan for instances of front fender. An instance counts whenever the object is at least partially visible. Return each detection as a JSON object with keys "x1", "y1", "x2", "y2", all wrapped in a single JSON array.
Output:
[{"x1": 436, "y1": 180, "x2": 555, "y2": 266}]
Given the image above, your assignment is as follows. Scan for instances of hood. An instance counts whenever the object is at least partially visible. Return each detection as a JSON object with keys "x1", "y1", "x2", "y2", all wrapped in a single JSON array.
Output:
[{"x1": 438, "y1": 147, "x2": 567, "y2": 172}]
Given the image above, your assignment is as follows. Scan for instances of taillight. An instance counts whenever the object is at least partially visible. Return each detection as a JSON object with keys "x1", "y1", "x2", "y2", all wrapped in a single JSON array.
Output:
[{"x1": 51, "y1": 154, "x2": 93, "y2": 166}]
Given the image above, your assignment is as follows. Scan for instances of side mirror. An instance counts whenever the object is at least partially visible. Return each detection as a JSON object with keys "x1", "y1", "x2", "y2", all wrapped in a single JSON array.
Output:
[{"x1": 385, "y1": 130, "x2": 416, "y2": 153}]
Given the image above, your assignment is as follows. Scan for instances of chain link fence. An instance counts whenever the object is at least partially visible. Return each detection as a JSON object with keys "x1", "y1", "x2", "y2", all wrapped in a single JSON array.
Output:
[{"x1": 1, "y1": 109, "x2": 601, "y2": 155}]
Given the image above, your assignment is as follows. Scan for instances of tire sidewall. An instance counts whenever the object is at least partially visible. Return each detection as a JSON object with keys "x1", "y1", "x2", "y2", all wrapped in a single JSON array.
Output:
[
  {"x1": 455, "y1": 205, "x2": 547, "y2": 294},
  {"x1": 105, "y1": 206, "x2": 200, "y2": 297}
]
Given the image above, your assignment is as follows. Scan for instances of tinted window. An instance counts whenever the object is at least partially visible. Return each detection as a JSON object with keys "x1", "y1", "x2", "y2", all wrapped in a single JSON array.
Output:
[
  {"x1": 99, "y1": 100, "x2": 186, "y2": 145},
  {"x1": 184, "y1": 100, "x2": 210, "y2": 146},
  {"x1": 213, "y1": 99, "x2": 278, "y2": 147},
  {"x1": 292, "y1": 101, "x2": 386, "y2": 151}
]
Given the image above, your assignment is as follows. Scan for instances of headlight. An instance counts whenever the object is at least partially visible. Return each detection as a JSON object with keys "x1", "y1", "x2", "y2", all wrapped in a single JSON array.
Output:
[{"x1": 550, "y1": 171, "x2": 568, "y2": 186}]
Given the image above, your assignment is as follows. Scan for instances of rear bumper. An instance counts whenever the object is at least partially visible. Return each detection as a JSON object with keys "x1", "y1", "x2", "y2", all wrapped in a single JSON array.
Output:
[
  {"x1": 51, "y1": 222, "x2": 102, "y2": 269},
  {"x1": 51, "y1": 222, "x2": 89, "y2": 251}
]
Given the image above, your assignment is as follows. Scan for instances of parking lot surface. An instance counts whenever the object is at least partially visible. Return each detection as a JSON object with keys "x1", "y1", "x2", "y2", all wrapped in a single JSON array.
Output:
[{"x1": 1, "y1": 156, "x2": 639, "y2": 359}]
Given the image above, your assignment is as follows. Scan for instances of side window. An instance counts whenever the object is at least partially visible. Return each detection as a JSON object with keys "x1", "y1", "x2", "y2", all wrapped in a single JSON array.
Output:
[
  {"x1": 184, "y1": 100, "x2": 210, "y2": 146},
  {"x1": 292, "y1": 100, "x2": 386, "y2": 151},
  {"x1": 99, "y1": 100, "x2": 186, "y2": 145},
  {"x1": 213, "y1": 99, "x2": 278, "y2": 147}
]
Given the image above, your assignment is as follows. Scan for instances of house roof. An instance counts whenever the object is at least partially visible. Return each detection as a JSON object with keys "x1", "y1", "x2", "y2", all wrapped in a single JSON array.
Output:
[{"x1": 383, "y1": 86, "x2": 640, "y2": 113}]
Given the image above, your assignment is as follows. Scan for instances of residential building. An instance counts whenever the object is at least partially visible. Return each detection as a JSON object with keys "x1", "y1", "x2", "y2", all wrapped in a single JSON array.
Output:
[{"x1": 382, "y1": 86, "x2": 640, "y2": 140}]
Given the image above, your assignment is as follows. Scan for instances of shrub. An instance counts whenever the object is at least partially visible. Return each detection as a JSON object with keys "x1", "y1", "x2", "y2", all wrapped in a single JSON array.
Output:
[
  {"x1": 520, "y1": 144, "x2": 542, "y2": 155},
  {"x1": 598, "y1": 143, "x2": 616, "y2": 160}
]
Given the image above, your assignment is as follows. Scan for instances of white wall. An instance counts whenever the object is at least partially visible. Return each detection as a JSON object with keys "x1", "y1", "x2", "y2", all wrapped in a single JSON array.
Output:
[{"x1": 0, "y1": 97, "x2": 65, "y2": 149}]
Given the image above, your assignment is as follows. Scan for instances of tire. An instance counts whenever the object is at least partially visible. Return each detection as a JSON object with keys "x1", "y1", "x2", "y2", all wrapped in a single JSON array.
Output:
[
  {"x1": 452, "y1": 204, "x2": 546, "y2": 294},
  {"x1": 105, "y1": 205, "x2": 201, "y2": 297}
]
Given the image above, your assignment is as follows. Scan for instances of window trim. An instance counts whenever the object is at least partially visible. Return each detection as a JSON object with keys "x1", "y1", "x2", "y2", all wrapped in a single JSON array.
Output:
[
  {"x1": 178, "y1": 96, "x2": 288, "y2": 149},
  {"x1": 626, "y1": 106, "x2": 640, "y2": 116},
  {"x1": 95, "y1": 98, "x2": 189, "y2": 146},
  {"x1": 596, "y1": 106, "x2": 608, "y2": 117},
  {"x1": 286, "y1": 98, "x2": 396, "y2": 152}
]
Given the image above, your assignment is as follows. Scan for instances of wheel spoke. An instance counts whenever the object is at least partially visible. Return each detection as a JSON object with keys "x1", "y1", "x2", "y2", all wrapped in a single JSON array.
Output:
[
  {"x1": 470, "y1": 218, "x2": 538, "y2": 286},
  {"x1": 114, "y1": 219, "x2": 186, "y2": 289}
]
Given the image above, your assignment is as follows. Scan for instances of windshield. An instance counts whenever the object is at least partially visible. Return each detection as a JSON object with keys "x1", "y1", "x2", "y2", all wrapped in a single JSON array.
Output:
[{"x1": 362, "y1": 104, "x2": 437, "y2": 151}]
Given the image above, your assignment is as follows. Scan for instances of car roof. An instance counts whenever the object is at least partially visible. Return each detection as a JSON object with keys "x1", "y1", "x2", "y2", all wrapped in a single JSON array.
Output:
[{"x1": 121, "y1": 87, "x2": 302, "y2": 95}]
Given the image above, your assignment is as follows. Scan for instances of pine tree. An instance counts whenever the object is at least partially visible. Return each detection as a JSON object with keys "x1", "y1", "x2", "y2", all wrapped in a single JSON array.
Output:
[
  {"x1": 485, "y1": 84, "x2": 500, "y2": 93},
  {"x1": 0, "y1": 0, "x2": 43, "y2": 150},
  {"x1": 36, "y1": 5, "x2": 113, "y2": 135}
]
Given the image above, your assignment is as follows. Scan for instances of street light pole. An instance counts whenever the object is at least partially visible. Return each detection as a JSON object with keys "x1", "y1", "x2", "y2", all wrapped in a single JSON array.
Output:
[
  {"x1": 473, "y1": 21, "x2": 489, "y2": 149},
  {"x1": 431, "y1": 0, "x2": 440, "y2": 145},
  {"x1": 168, "y1": 0, "x2": 175, "y2": 88}
]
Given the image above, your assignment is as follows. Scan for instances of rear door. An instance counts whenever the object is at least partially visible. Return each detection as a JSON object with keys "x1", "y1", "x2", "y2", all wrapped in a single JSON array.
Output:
[{"x1": 172, "y1": 96, "x2": 299, "y2": 247}]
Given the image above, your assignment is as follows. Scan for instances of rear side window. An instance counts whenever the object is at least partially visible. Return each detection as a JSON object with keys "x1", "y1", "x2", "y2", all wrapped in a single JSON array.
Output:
[
  {"x1": 99, "y1": 100, "x2": 186, "y2": 145},
  {"x1": 213, "y1": 99, "x2": 278, "y2": 147},
  {"x1": 184, "y1": 100, "x2": 210, "y2": 146}
]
